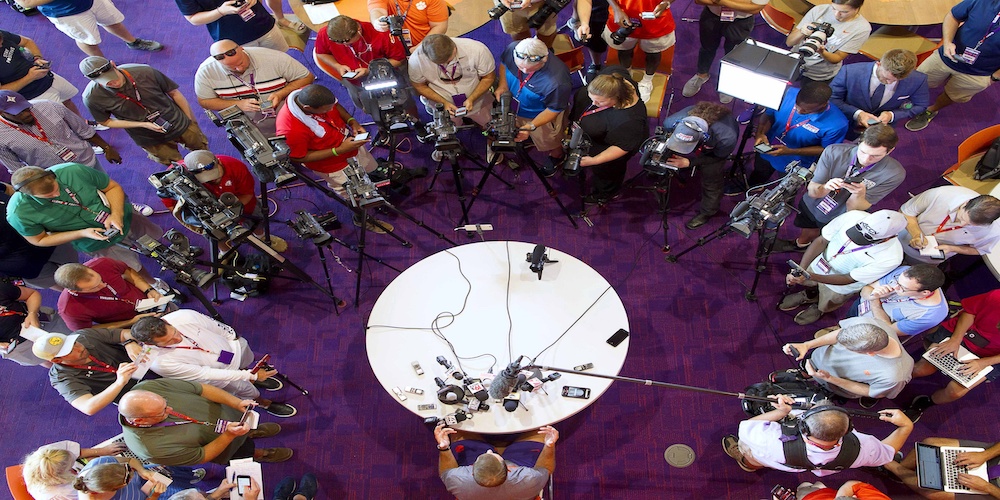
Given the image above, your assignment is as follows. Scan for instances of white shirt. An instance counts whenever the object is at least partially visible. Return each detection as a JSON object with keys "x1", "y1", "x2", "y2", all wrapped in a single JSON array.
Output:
[
  {"x1": 811, "y1": 210, "x2": 903, "y2": 294},
  {"x1": 738, "y1": 420, "x2": 895, "y2": 476},
  {"x1": 25, "y1": 440, "x2": 81, "y2": 500},
  {"x1": 148, "y1": 309, "x2": 251, "y2": 384},
  {"x1": 868, "y1": 63, "x2": 897, "y2": 108},
  {"x1": 408, "y1": 38, "x2": 495, "y2": 113},
  {"x1": 899, "y1": 185, "x2": 1000, "y2": 263}
]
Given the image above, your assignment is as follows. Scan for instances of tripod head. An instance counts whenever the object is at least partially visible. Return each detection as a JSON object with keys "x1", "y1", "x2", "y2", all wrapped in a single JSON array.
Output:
[
  {"x1": 728, "y1": 162, "x2": 812, "y2": 238},
  {"x1": 206, "y1": 106, "x2": 296, "y2": 185}
]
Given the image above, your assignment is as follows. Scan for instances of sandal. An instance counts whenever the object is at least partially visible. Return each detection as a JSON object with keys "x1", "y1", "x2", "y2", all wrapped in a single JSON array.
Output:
[{"x1": 278, "y1": 18, "x2": 307, "y2": 33}]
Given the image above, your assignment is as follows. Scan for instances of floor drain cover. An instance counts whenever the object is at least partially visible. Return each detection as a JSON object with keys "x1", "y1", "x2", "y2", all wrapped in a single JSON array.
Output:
[{"x1": 664, "y1": 444, "x2": 695, "y2": 468}]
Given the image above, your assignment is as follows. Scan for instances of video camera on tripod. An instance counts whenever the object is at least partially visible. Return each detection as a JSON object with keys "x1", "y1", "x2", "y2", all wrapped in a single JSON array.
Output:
[
  {"x1": 487, "y1": 92, "x2": 518, "y2": 152},
  {"x1": 728, "y1": 162, "x2": 812, "y2": 237},
  {"x1": 638, "y1": 126, "x2": 681, "y2": 176},
  {"x1": 149, "y1": 167, "x2": 250, "y2": 243},
  {"x1": 207, "y1": 106, "x2": 296, "y2": 185},
  {"x1": 342, "y1": 157, "x2": 388, "y2": 208},
  {"x1": 426, "y1": 103, "x2": 460, "y2": 153},
  {"x1": 562, "y1": 125, "x2": 590, "y2": 175},
  {"x1": 134, "y1": 231, "x2": 215, "y2": 288},
  {"x1": 360, "y1": 58, "x2": 415, "y2": 132},
  {"x1": 288, "y1": 210, "x2": 340, "y2": 246}
]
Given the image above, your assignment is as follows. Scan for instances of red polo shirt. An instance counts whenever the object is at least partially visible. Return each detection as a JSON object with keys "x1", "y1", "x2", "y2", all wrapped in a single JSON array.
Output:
[
  {"x1": 941, "y1": 289, "x2": 1000, "y2": 358},
  {"x1": 161, "y1": 155, "x2": 258, "y2": 215},
  {"x1": 275, "y1": 99, "x2": 357, "y2": 174},
  {"x1": 57, "y1": 258, "x2": 146, "y2": 331},
  {"x1": 314, "y1": 21, "x2": 406, "y2": 71}
]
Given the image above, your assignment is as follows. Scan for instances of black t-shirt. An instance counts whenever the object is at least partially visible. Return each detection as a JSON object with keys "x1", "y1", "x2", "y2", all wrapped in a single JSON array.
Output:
[
  {"x1": 570, "y1": 67, "x2": 649, "y2": 160},
  {"x1": 0, "y1": 30, "x2": 54, "y2": 100},
  {"x1": 0, "y1": 282, "x2": 27, "y2": 343},
  {"x1": 0, "y1": 190, "x2": 55, "y2": 280},
  {"x1": 174, "y1": 0, "x2": 275, "y2": 45}
]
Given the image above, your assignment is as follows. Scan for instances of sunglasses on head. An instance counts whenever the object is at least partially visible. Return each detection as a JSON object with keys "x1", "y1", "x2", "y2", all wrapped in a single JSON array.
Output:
[
  {"x1": 332, "y1": 32, "x2": 357, "y2": 44},
  {"x1": 187, "y1": 160, "x2": 218, "y2": 173},
  {"x1": 212, "y1": 48, "x2": 239, "y2": 60},
  {"x1": 514, "y1": 51, "x2": 545, "y2": 63},
  {"x1": 85, "y1": 62, "x2": 113, "y2": 79}
]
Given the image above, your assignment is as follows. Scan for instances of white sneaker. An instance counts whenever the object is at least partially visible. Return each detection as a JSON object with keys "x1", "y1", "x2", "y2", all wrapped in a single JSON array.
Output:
[
  {"x1": 638, "y1": 78, "x2": 653, "y2": 103},
  {"x1": 132, "y1": 202, "x2": 154, "y2": 216},
  {"x1": 682, "y1": 74, "x2": 709, "y2": 98},
  {"x1": 720, "y1": 93, "x2": 734, "y2": 104},
  {"x1": 565, "y1": 16, "x2": 580, "y2": 32},
  {"x1": 431, "y1": 150, "x2": 443, "y2": 162},
  {"x1": 92, "y1": 146, "x2": 105, "y2": 155}
]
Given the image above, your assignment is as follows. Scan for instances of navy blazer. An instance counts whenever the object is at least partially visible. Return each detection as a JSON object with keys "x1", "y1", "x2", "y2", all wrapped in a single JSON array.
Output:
[{"x1": 830, "y1": 61, "x2": 930, "y2": 123}]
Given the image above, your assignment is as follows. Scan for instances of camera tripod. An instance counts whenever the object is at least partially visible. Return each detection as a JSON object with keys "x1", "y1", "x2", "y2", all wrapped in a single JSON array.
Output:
[
  {"x1": 465, "y1": 142, "x2": 579, "y2": 229},
  {"x1": 427, "y1": 133, "x2": 515, "y2": 228},
  {"x1": 665, "y1": 205, "x2": 788, "y2": 302},
  {"x1": 624, "y1": 167, "x2": 685, "y2": 252},
  {"x1": 724, "y1": 104, "x2": 766, "y2": 193}
]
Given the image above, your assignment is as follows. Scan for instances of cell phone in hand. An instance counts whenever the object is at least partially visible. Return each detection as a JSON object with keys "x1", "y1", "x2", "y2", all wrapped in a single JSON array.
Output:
[
  {"x1": 342, "y1": 70, "x2": 358, "y2": 79},
  {"x1": 641, "y1": 11, "x2": 656, "y2": 19},
  {"x1": 102, "y1": 227, "x2": 121, "y2": 238},
  {"x1": 454, "y1": 107, "x2": 468, "y2": 116},
  {"x1": 236, "y1": 475, "x2": 251, "y2": 496},
  {"x1": 754, "y1": 143, "x2": 774, "y2": 154},
  {"x1": 866, "y1": 117, "x2": 880, "y2": 125},
  {"x1": 354, "y1": 132, "x2": 370, "y2": 141}
]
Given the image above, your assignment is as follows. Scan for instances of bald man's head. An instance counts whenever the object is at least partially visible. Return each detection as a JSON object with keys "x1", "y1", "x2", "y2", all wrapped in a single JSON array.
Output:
[
  {"x1": 210, "y1": 40, "x2": 249, "y2": 73},
  {"x1": 119, "y1": 390, "x2": 168, "y2": 424}
]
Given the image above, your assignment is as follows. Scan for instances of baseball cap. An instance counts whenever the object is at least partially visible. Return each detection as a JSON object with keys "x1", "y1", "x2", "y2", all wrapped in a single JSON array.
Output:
[
  {"x1": 666, "y1": 116, "x2": 709, "y2": 155},
  {"x1": 79, "y1": 56, "x2": 117, "y2": 85},
  {"x1": 846, "y1": 210, "x2": 907, "y2": 245},
  {"x1": 184, "y1": 150, "x2": 223, "y2": 183},
  {"x1": 0, "y1": 90, "x2": 32, "y2": 115},
  {"x1": 32, "y1": 332, "x2": 80, "y2": 361}
]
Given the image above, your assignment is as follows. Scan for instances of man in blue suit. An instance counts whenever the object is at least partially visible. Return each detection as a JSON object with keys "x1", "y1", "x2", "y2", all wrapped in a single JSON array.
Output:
[{"x1": 830, "y1": 49, "x2": 929, "y2": 139}]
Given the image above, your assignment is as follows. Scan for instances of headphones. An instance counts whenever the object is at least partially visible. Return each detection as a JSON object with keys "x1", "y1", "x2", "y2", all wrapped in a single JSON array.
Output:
[
  {"x1": 797, "y1": 403, "x2": 853, "y2": 437},
  {"x1": 12, "y1": 169, "x2": 56, "y2": 193}
]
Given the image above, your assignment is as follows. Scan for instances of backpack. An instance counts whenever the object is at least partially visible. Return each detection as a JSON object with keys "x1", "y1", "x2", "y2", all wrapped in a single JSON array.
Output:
[
  {"x1": 974, "y1": 137, "x2": 1000, "y2": 181},
  {"x1": 222, "y1": 249, "x2": 272, "y2": 297}
]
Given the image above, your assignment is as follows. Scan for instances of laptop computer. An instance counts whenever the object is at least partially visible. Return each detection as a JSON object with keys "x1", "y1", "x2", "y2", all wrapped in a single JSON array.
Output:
[
  {"x1": 922, "y1": 338, "x2": 994, "y2": 388},
  {"x1": 916, "y1": 442, "x2": 990, "y2": 494}
]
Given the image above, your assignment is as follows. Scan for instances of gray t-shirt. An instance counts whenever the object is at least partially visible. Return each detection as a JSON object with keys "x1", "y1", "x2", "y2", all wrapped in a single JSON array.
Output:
[
  {"x1": 810, "y1": 317, "x2": 913, "y2": 399},
  {"x1": 803, "y1": 143, "x2": 905, "y2": 224},
  {"x1": 82, "y1": 64, "x2": 191, "y2": 147},
  {"x1": 795, "y1": 5, "x2": 872, "y2": 80},
  {"x1": 49, "y1": 328, "x2": 134, "y2": 404},
  {"x1": 441, "y1": 464, "x2": 549, "y2": 500}
]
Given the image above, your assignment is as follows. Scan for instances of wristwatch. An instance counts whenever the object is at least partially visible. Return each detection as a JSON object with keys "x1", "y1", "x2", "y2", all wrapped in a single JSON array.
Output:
[
  {"x1": 991, "y1": 74, "x2": 1000, "y2": 82},
  {"x1": 437, "y1": 444, "x2": 450, "y2": 451},
  {"x1": 143, "y1": 286, "x2": 155, "y2": 294}
]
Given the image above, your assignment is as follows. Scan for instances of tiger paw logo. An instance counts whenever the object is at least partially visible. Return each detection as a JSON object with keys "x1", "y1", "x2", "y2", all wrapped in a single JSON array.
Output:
[{"x1": 48, "y1": 337, "x2": 64, "y2": 347}]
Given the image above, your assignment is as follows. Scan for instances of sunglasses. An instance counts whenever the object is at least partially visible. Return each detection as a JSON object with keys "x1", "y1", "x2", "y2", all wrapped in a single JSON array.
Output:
[
  {"x1": 85, "y1": 62, "x2": 113, "y2": 79},
  {"x1": 514, "y1": 51, "x2": 545, "y2": 63},
  {"x1": 188, "y1": 160, "x2": 218, "y2": 173},
  {"x1": 212, "y1": 48, "x2": 239, "y2": 60},
  {"x1": 332, "y1": 32, "x2": 358, "y2": 44}
]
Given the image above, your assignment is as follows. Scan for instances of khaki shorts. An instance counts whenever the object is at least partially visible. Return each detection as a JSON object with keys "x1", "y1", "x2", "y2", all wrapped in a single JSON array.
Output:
[
  {"x1": 316, "y1": 147, "x2": 380, "y2": 199},
  {"x1": 496, "y1": 1, "x2": 558, "y2": 36},
  {"x1": 800, "y1": 281, "x2": 855, "y2": 313},
  {"x1": 34, "y1": 73, "x2": 79, "y2": 103},
  {"x1": 602, "y1": 29, "x2": 675, "y2": 53},
  {"x1": 243, "y1": 24, "x2": 289, "y2": 52},
  {"x1": 516, "y1": 112, "x2": 566, "y2": 154},
  {"x1": 142, "y1": 120, "x2": 210, "y2": 165},
  {"x1": 46, "y1": 0, "x2": 126, "y2": 45},
  {"x1": 918, "y1": 50, "x2": 992, "y2": 103}
]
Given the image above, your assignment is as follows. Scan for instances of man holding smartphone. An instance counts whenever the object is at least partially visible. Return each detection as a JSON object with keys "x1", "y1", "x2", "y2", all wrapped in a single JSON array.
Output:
[
  {"x1": 54, "y1": 257, "x2": 174, "y2": 331},
  {"x1": 408, "y1": 34, "x2": 496, "y2": 130},
  {"x1": 773, "y1": 125, "x2": 904, "y2": 253},
  {"x1": 80, "y1": 56, "x2": 208, "y2": 166},
  {"x1": 896, "y1": 186, "x2": 1000, "y2": 264}
]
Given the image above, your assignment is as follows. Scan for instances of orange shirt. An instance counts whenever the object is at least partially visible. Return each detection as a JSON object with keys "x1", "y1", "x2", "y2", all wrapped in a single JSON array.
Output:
[{"x1": 366, "y1": 0, "x2": 449, "y2": 47}]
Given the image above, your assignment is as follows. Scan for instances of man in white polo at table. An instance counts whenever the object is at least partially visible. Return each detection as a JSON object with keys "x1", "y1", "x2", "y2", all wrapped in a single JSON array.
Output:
[{"x1": 897, "y1": 186, "x2": 1000, "y2": 264}]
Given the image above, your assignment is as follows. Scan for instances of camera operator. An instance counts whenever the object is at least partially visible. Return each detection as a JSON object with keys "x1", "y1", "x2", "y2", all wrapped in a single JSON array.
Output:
[
  {"x1": 681, "y1": 0, "x2": 765, "y2": 103},
  {"x1": 773, "y1": 124, "x2": 904, "y2": 253},
  {"x1": 195, "y1": 40, "x2": 314, "y2": 138},
  {"x1": 603, "y1": 0, "x2": 675, "y2": 103},
  {"x1": 787, "y1": 0, "x2": 871, "y2": 86},
  {"x1": 660, "y1": 101, "x2": 738, "y2": 229},
  {"x1": 408, "y1": 34, "x2": 496, "y2": 128},
  {"x1": 160, "y1": 150, "x2": 288, "y2": 253},
  {"x1": 782, "y1": 210, "x2": 904, "y2": 325},
  {"x1": 369, "y1": 0, "x2": 449, "y2": 49},
  {"x1": 740, "y1": 82, "x2": 848, "y2": 191},
  {"x1": 495, "y1": 38, "x2": 572, "y2": 175},
  {"x1": 276, "y1": 84, "x2": 396, "y2": 234},
  {"x1": 568, "y1": 67, "x2": 647, "y2": 204},
  {"x1": 314, "y1": 16, "x2": 407, "y2": 111}
]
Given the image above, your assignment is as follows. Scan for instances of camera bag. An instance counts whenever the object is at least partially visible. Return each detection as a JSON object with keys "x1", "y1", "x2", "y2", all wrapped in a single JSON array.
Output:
[{"x1": 974, "y1": 137, "x2": 1000, "y2": 181}]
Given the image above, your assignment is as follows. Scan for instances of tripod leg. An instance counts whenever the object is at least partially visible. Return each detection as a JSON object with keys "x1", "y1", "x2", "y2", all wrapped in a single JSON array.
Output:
[
  {"x1": 274, "y1": 372, "x2": 309, "y2": 395},
  {"x1": 183, "y1": 283, "x2": 225, "y2": 322},
  {"x1": 746, "y1": 223, "x2": 780, "y2": 302},
  {"x1": 449, "y1": 155, "x2": 473, "y2": 228},
  {"x1": 315, "y1": 245, "x2": 337, "y2": 300},
  {"x1": 428, "y1": 158, "x2": 446, "y2": 190},
  {"x1": 519, "y1": 149, "x2": 579, "y2": 229},
  {"x1": 465, "y1": 146, "x2": 515, "y2": 189},
  {"x1": 329, "y1": 238, "x2": 402, "y2": 272},
  {"x1": 464, "y1": 153, "x2": 503, "y2": 222},
  {"x1": 657, "y1": 176, "x2": 673, "y2": 253},
  {"x1": 355, "y1": 208, "x2": 368, "y2": 308},
  {"x1": 244, "y1": 235, "x2": 344, "y2": 311},
  {"x1": 379, "y1": 201, "x2": 458, "y2": 246},
  {"x1": 665, "y1": 224, "x2": 736, "y2": 262}
]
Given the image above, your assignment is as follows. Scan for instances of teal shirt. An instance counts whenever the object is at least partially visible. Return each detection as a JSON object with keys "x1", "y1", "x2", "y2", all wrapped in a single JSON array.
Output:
[{"x1": 5, "y1": 163, "x2": 131, "y2": 253}]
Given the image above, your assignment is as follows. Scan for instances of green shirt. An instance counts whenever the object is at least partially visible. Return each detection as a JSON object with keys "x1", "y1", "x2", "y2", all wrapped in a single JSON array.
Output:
[
  {"x1": 121, "y1": 379, "x2": 246, "y2": 466},
  {"x1": 5, "y1": 163, "x2": 132, "y2": 253}
]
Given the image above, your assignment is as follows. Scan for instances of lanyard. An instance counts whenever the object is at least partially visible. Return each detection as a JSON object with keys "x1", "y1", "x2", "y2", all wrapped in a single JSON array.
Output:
[
  {"x1": 0, "y1": 306, "x2": 26, "y2": 318},
  {"x1": 934, "y1": 213, "x2": 966, "y2": 235},
  {"x1": 230, "y1": 69, "x2": 258, "y2": 97},
  {"x1": 0, "y1": 114, "x2": 49, "y2": 143},
  {"x1": 160, "y1": 333, "x2": 215, "y2": 355},
  {"x1": 67, "y1": 283, "x2": 136, "y2": 306},
  {"x1": 516, "y1": 70, "x2": 536, "y2": 96},
  {"x1": 778, "y1": 110, "x2": 811, "y2": 142},
  {"x1": 438, "y1": 62, "x2": 460, "y2": 81},
  {"x1": 829, "y1": 241, "x2": 877, "y2": 261},
  {"x1": 973, "y1": 13, "x2": 1000, "y2": 50},
  {"x1": 61, "y1": 355, "x2": 117, "y2": 373},
  {"x1": 349, "y1": 35, "x2": 373, "y2": 68},
  {"x1": 47, "y1": 186, "x2": 102, "y2": 218},
  {"x1": 126, "y1": 409, "x2": 215, "y2": 428},
  {"x1": 846, "y1": 158, "x2": 877, "y2": 179},
  {"x1": 110, "y1": 70, "x2": 150, "y2": 114},
  {"x1": 581, "y1": 104, "x2": 612, "y2": 118}
]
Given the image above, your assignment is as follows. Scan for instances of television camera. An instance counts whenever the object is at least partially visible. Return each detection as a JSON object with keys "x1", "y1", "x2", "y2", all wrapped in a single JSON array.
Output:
[
  {"x1": 149, "y1": 166, "x2": 249, "y2": 243},
  {"x1": 728, "y1": 162, "x2": 812, "y2": 237},
  {"x1": 134, "y1": 231, "x2": 215, "y2": 288},
  {"x1": 486, "y1": 92, "x2": 518, "y2": 152},
  {"x1": 207, "y1": 105, "x2": 295, "y2": 185},
  {"x1": 359, "y1": 58, "x2": 416, "y2": 132}
]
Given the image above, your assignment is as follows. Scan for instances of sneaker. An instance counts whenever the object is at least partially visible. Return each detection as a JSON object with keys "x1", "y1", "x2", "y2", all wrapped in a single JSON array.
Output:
[
  {"x1": 771, "y1": 238, "x2": 808, "y2": 253},
  {"x1": 904, "y1": 395, "x2": 934, "y2": 423},
  {"x1": 540, "y1": 157, "x2": 562, "y2": 177},
  {"x1": 255, "y1": 377, "x2": 283, "y2": 391},
  {"x1": 719, "y1": 93, "x2": 734, "y2": 104},
  {"x1": 905, "y1": 110, "x2": 937, "y2": 131},
  {"x1": 768, "y1": 368, "x2": 806, "y2": 383},
  {"x1": 813, "y1": 326, "x2": 838, "y2": 339},
  {"x1": 131, "y1": 202, "x2": 154, "y2": 216},
  {"x1": 859, "y1": 396, "x2": 879, "y2": 409},
  {"x1": 638, "y1": 78, "x2": 653, "y2": 103},
  {"x1": 273, "y1": 477, "x2": 296, "y2": 500},
  {"x1": 125, "y1": 38, "x2": 163, "y2": 51},
  {"x1": 778, "y1": 290, "x2": 818, "y2": 311},
  {"x1": 353, "y1": 216, "x2": 394, "y2": 234},
  {"x1": 247, "y1": 422, "x2": 281, "y2": 439},
  {"x1": 585, "y1": 64, "x2": 600, "y2": 83},
  {"x1": 415, "y1": 128, "x2": 434, "y2": 144},
  {"x1": 685, "y1": 213, "x2": 712, "y2": 229},
  {"x1": 87, "y1": 120, "x2": 109, "y2": 131},
  {"x1": 255, "y1": 447, "x2": 293, "y2": 463},
  {"x1": 294, "y1": 473, "x2": 318, "y2": 500},
  {"x1": 722, "y1": 435, "x2": 755, "y2": 472},
  {"x1": 565, "y1": 16, "x2": 580, "y2": 32},
  {"x1": 794, "y1": 304, "x2": 824, "y2": 325},
  {"x1": 682, "y1": 74, "x2": 709, "y2": 98},
  {"x1": 431, "y1": 150, "x2": 443, "y2": 162},
  {"x1": 583, "y1": 192, "x2": 621, "y2": 205},
  {"x1": 92, "y1": 146, "x2": 104, "y2": 155},
  {"x1": 264, "y1": 402, "x2": 297, "y2": 418}
]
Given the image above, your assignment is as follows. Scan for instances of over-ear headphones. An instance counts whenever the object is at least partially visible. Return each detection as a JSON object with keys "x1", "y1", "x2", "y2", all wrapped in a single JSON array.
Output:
[
  {"x1": 797, "y1": 403, "x2": 853, "y2": 437},
  {"x1": 12, "y1": 169, "x2": 56, "y2": 193}
]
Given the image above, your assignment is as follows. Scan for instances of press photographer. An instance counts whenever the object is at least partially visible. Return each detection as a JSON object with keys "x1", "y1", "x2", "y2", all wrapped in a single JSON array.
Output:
[
  {"x1": 489, "y1": 0, "x2": 561, "y2": 47},
  {"x1": 659, "y1": 101, "x2": 738, "y2": 229},
  {"x1": 275, "y1": 84, "x2": 396, "y2": 234},
  {"x1": 602, "y1": 0, "x2": 675, "y2": 102},
  {"x1": 369, "y1": 0, "x2": 449, "y2": 49},
  {"x1": 567, "y1": 67, "x2": 647, "y2": 204},
  {"x1": 785, "y1": 0, "x2": 871, "y2": 85}
]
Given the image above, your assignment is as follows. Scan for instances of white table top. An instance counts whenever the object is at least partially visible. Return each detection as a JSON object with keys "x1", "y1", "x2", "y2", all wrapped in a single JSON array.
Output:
[
  {"x1": 986, "y1": 183, "x2": 1000, "y2": 280},
  {"x1": 366, "y1": 241, "x2": 630, "y2": 434}
]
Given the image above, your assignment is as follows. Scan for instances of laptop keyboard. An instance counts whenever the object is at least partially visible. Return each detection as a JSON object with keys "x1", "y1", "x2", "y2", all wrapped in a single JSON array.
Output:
[
  {"x1": 942, "y1": 448, "x2": 973, "y2": 491},
  {"x1": 924, "y1": 349, "x2": 976, "y2": 385}
]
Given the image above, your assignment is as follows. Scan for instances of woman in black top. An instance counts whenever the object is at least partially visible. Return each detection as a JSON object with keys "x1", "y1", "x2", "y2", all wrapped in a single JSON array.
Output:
[{"x1": 569, "y1": 67, "x2": 649, "y2": 203}]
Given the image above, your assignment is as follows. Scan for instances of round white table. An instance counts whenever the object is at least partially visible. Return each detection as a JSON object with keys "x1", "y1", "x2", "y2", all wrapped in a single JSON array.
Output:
[{"x1": 366, "y1": 241, "x2": 629, "y2": 433}]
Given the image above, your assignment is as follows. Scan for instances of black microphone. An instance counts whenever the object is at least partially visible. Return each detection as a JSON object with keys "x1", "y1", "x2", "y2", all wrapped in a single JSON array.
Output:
[
  {"x1": 568, "y1": 125, "x2": 583, "y2": 149},
  {"x1": 435, "y1": 377, "x2": 466, "y2": 405},
  {"x1": 488, "y1": 355, "x2": 525, "y2": 400},
  {"x1": 465, "y1": 378, "x2": 488, "y2": 401},
  {"x1": 503, "y1": 374, "x2": 528, "y2": 412},
  {"x1": 527, "y1": 245, "x2": 554, "y2": 280}
]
